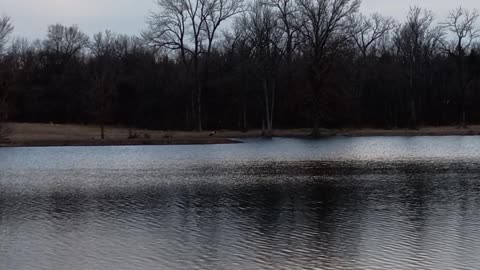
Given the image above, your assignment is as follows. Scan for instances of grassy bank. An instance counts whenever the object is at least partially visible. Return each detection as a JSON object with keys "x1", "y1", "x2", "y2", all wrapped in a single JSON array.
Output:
[
  {"x1": 2, "y1": 123, "x2": 480, "y2": 147},
  {"x1": 0, "y1": 123, "x2": 240, "y2": 147}
]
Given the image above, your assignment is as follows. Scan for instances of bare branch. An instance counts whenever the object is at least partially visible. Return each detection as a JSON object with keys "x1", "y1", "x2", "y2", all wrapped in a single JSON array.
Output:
[
  {"x1": 348, "y1": 13, "x2": 396, "y2": 58},
  {"x1": 0, "y1": 16, "x2": 14, "y2": 53},
  {"x1": 441, "y1": 6, "x2": 480, "y2": 55},
  {"x1": 44, "y1": 24, "x2": 89, "y2": 58},
  {"x1": 296, "y1": 0, "x2": 361, "y2": 61}
]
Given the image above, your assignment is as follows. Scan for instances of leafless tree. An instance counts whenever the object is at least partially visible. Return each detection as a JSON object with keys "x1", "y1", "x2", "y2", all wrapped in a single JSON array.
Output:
[
  {"x1": 295, "y1": 0, "x2": 361, "y2": 136},
  {"x1": 394, "y1": 7, "x2": 444, "y2": 128},
  {"x1": 395, "y1": 7, "x2": 444, "y2": 65},
  {"x1": 145, "y1": 0, "x2": 207, "y2": 131},
  {"x1": 145, "y1": 0, "x2": 244, "y2": 131},
  {"x1": 0, "y1": 17, "x2": 13, "y2": 53},
  {"x1": 269, "y1": 0, "x2": 297, "y2": 62},
  {"x1": 242, "y1": 0, "x2": 283, "y2": 137},
  {"x1": 266, "y1": 0, "x2": 299, "y2": 98},
  {"x1": 90, "y1": 31, "x2": 116, "y2": 58},
  {"x1": 114, "y1": 35, "x2": 147, "y2": 58},
  {"x1": 44, "y1": 24, "x2": 89, "y2": 62},
  {"x1": 89, "y1": 31, "x2": 118, "y2": 139},
  {"x1": 349, "y1": 13, "x2": 395, "y2": 59},
  {"x1": 201, "y1": 0, "x2": 245, "y2": 131},
  {"x1": 0, "y1": 16, "x2": 13, "y2": 141},
  {"x1": 442, "y1": 7, "x2": 480, "y2": 56},
  {"x1": 223, "y1": 19, "x2": 255, "y2": 131},
  {"x1": 346, "y1": 13, "x2": 395, "y2": 125},
  {"x1": 441, "y1": 7, "x2": 480, "y2": 126},
  {"x1": 203, "y1": 0, "x2": 245, "y2": 55}
]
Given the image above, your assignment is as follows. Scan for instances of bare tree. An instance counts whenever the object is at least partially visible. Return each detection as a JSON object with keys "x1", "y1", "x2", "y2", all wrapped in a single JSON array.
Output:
[
  {"x1": 0, "y1": 17, "x2": 13, "y2": 53},
  {"x1": 295, "y1": 0, "x2": 361, "y2": 136},
  {"x1": 203, "y1": 0, "x2": 245, "y2": 56},
  {"x1": 348, "y1": 13, "x2": 395, "y2": 59},
  {"x1": 442, "y1": 7, "x2": 480, "y2": 55},
  {"x1": 441, "y1": 7, "x2": 480, "y2": 127},
  {"x1": 223, "y1": 19, "x2": 255, "y2": 131},
  {"x1": 145, "y1": 0, "x2": 244, "y2": 131},
  {"x1": 114, "y1": 35, "x2": 147, "y2": 58},
  {"x1": 201, "y1": 0, "x2": 245, "y2": 131},
  {"x1": 346, "y1": 13, "x2": 395, "y2": 125},
  {"x1": 44, "y1": 24, "x2": 89, "y2": 63},
  {"x1": 242, "y1": 0, "x2": 283, "y2": 137},
  {"x1": 145, "y1": 0, "x2": 207, "y2": 131},
  {"x1": 0, "y1": 16, "x2": 13, "y2": 141},
  {"x1": 269, "y1": 0, "x2": 297, "y2": 63},
  {"x1": 266, "y1": 0, "x2": 299, "y2": 101},
  {"x1": 394, "y1": 7, "x2": 444, "y2": 128},
  {"x1": 144, "y1": 0, "x2": 191, "y2": 63},
  {"x1": 89, "y1": 31, "x2": 117, "y2": 139}
]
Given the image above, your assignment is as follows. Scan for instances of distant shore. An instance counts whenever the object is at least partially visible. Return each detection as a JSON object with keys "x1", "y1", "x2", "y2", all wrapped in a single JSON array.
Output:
[{"x1": 2, "y1": 123, "x2": 480, "y2": 147}]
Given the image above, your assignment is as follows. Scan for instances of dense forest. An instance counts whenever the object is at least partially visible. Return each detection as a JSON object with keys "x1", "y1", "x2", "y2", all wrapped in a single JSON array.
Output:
[{"x1": 1, "y1": 0, "x2": 480, "y2": 136}]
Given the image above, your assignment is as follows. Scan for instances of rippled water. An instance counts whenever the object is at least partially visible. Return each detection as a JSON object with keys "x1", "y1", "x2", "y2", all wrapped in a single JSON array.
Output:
[{"x1": 2, "y1": 137, "x2": 480, "y2": 269}]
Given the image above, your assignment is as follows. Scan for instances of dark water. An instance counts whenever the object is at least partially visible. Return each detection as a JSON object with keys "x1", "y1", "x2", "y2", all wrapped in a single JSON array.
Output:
[{"x1": 2, "y1": 137, "x2": 480, "y2": 270}]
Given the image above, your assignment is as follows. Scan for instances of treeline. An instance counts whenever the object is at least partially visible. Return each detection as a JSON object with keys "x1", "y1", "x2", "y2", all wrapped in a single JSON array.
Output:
[{"x1": 1, "y1": 0, "x2": 480, "y2": 136}]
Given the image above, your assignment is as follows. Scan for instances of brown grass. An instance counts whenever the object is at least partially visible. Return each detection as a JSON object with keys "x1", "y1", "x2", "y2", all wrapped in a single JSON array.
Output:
[
  {"x1": 2, "y1": 122, "x2": 480, "y2": 147},
  {"x1": 3, "y1": 123, "x2": 240, "y2": 147}
]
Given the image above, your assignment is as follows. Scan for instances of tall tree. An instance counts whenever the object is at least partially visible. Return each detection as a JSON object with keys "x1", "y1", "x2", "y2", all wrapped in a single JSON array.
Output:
[
  {"x1": 270, "y1": 0, "x2": 299, "y2": 122},
  {"x1": 145, "y1": 0, "x2": 243, "y2": 131},
  {"x1": 201, "y1": 0, "x2": 245, "y2": 130},
  {"x1": 394, "y1": 7, "x2": 444, "y2": 128},
  {"x1": 296, "y1": 0, "x2": 361, "y2": 136},
  {"x1": 441, "y1": 7, "x2": 480, "y2": 126},
  {"x1": 349, "y1": 13, "x2": 395, "y2": 59},
  {"x1": 0, "y1": 16, "x2": 14, "y2": 140},
  {"x1": 89, "y1": 30, "x2": 118, "y2": 139},
  {"x1": 0, "y1": 17, "x2": 13, "y2": 52},
  {"x1": 348, "y1": 13, "x2": 395, "y2": 124},
  {"x1": 270, "y1": 0, "x2": 297, "y2": 66},
  {"x1": 44, "y1": 24, "x2": 89, "y2": 67},
  {"x1": 223, "y1": 19, "x2": 255, "y2": 131},
  {"x1": 242, "y1": 0, "x2": 283, "y2": 136},
  {"x1": 40, "y1": 24, "x2": 90, "y2": 123}
]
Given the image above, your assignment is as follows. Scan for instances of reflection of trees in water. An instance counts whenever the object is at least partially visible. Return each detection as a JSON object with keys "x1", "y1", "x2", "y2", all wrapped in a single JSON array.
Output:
[{"x1": 4, "y1": 161, "x2": 480, "y2": 269}]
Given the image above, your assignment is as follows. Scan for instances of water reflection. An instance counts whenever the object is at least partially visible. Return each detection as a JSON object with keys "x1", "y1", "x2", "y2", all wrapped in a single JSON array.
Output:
[{"x1": 2, "y1": 138, "x2": 480, "y2": 269}]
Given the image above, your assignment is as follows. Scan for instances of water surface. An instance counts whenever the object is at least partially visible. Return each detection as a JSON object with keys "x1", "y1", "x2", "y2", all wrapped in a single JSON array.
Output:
[{"x1": 1, "y1": 137, "x2": 480, "y2": 270}]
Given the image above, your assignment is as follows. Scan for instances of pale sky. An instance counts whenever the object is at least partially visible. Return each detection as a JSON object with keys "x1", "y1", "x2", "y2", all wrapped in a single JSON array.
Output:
[{"x1": 0, "y1": 0, "x2": 479, "y2": 40}]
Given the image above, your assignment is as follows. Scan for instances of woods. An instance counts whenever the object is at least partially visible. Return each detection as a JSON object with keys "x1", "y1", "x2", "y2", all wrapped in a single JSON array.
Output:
[{"x1": 1, "y1": 1, "x2": 480, "y2": 136}]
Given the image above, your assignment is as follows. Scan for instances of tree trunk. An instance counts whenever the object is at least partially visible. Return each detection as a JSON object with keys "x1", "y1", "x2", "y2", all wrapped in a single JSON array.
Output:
[
  {"x1": 100, "y1": 123, "x2": 105, "y2": 139},
  {"x1": 312, "y1": 121, "x2": 320, "y2": 138},
  {"x1": 197, "y1": 85, "x2": 203, "y2": 132},
  {"x1": 242, "y1": 99, "x2": 247, "y2": 132},
  {"x1": 263, "y1": 79, "x2": 273, "y2": 138},
  {"x1": 193, "y1": 55, "x2": 203, "y2": 132},
  {"x1": 457, "y1": 53, "x2": 467, "y2": 128},
  {"x1": 191, "y1": 92, "x2": 196, "y2": 131},
  {"x1": 410, "y1": 100, "x2": 417, "y2": 129},
  {"x1": 459, "y1": 72, "x2": 467, "y2": 128}
]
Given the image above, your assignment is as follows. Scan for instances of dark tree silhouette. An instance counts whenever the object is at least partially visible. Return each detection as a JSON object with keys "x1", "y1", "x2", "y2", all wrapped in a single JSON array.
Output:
[
  {"x1": 145, "y1": 0, "x2": 244, "y2": 131},
  {"x1": 241, "y1": 0, "x2": 283, "y2": 137},
  {"x1": 296, "y1": 0, "x2": 361, "y2": 136},
  {"x1": 1, "y1": 3, "x2": 480, "y2": 137},
  {"x1": 0, "y1": 16, "x2": 14, "y2": 141},
  {"x1": 89, "y1": 30, "x2": 118, "y2": 139},
  {"x1": 441, "y1": 7, "x2": 480, "y2": 127},
  {"x1": 394, "y1": 7, "x2": 444, "y2": 128}
]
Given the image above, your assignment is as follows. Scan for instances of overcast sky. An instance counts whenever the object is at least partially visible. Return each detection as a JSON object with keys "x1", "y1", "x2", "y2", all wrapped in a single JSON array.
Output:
[{"x1": 0, "y1": 0, "x2": 478, "y2": 39}]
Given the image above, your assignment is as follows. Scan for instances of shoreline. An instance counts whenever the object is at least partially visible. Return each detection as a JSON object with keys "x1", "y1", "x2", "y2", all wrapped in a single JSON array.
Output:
[
  {"x1": 2, "y1": 123, "x2": 480, "y2": 148},
  {"x1": 0, "y1": 138, "x2": 240, "y2": 148}
]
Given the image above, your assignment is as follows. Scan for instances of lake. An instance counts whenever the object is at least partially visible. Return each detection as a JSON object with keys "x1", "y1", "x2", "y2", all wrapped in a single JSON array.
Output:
[{"x1": 1, "y1": 137, "x2": 480, "y2": 269}]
